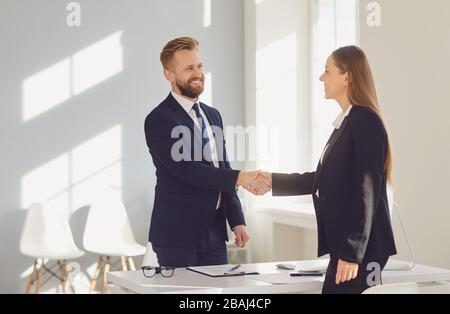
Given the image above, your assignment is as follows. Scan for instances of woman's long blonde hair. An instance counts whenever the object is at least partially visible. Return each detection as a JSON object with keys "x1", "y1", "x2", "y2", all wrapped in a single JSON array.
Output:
[{"x1": 332, "y1": 46, "x2": 393, "y2": 185}]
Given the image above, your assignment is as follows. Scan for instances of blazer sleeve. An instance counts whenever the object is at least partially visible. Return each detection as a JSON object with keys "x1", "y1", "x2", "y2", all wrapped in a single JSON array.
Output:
[
  {"x1": 217, "y1": 111, "x2": 246, "y2": 229},
  {"x1": 339, "y1": 111, "x2": 388, "y2": 264},
  {"x1": 224, "y1": 175, "x2": 246, "y2": 230},
  {"x1": 272, "y1": 172, "x2": 316, "y2": 196},
  {"x1": 145, "y1": 110, "x2": 240, "y2": 192}
]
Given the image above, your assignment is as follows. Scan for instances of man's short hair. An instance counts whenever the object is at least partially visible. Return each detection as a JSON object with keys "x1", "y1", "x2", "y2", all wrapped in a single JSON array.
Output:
[{"x1": 160, "y1": 37, "x2": 199, "y2": 70}]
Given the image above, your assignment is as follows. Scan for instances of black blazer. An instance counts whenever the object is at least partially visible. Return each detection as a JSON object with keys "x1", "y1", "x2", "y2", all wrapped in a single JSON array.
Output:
[
  {"x1": 272, "y1": 106, "x2": 397, "y2": 264},
  {"x1": 144, "y1": 94, "x2": 245, "y2": 248}
]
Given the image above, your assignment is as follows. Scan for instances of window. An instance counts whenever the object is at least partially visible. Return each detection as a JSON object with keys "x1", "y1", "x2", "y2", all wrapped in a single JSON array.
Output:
[
  {"x1": 252, "y1": 0, "x2": 311, "y2": 176},
  {"x1": 245, "y1": 0, "x2": 357, "y2": 207},
  {"x1": 310, "y1": 0, "x2": 358, "y2": 166},
  {"x1": 246, "y1": 0, "x2": 311, "y2": 208}
]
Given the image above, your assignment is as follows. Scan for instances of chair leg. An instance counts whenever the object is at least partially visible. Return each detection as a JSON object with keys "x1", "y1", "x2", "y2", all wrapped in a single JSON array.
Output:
[
  {"x1": 58, "y1": 260, "x2": 65, "y2": 293},
  {"x1": 127, "y1": 257, "x2": 136, "y2": 271},
  {"x1": 67, "y1": 262, "x2": 77, "y2": 294},
  {"x1": 64, "y1": 260, "x2": 77, "y2": 294},
  {"x1": 25, "y1": 259, "x2": 37, "y2": 294},
  {"x1": 35, "y1": 259, "x2": 43, "y2": 294},
  {"x1": 120, "y1": 256, "x2": 128, "y2": 271},
  {"x1": 90, "y1": 256, "x2": 103, "y2": 293},
  {"x1": 101, "y1": 256, "x2": 111, "y2": 294},
  {"x1": 58, "y1": 260, "x2": 72, "y2": 294}
]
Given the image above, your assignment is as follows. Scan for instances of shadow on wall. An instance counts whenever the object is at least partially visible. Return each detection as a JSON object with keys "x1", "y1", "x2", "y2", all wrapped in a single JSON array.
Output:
[{"x1": 0, "y1": 0, "x2": 245, "y2": 293}]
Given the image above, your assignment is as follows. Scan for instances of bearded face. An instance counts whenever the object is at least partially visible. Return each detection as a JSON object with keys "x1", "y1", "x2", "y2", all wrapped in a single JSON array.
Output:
[
  {"x1": 166, "y1": 48, "x2": 206, "y2": 100},
  {"x1": 175, "y1": 74, "x2": 205, "y2": 99}
]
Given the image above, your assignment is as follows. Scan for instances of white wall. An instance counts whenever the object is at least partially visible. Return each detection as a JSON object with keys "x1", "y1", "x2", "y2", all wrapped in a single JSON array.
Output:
[
  {"x1": 0, "y1": 0, "x2": 244, "y2": 293},
  {"x1": 359, "y1": 0, "x2": 450, "y2": 268}
]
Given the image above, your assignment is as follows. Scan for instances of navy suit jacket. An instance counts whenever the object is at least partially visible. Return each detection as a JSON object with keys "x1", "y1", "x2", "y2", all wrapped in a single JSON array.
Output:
[
  {"x1": 272, "y1": 106, "x2": 397, "y2": 264},
  {"x1": 144, "y1": 93, "x2": 246, "y2": 248}
]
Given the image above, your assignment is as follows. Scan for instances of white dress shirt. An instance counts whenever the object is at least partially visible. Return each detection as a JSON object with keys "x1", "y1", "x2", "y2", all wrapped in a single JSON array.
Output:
[
  {"x1": 316, "y1": 105, "x2": 353, "y2": 198},
  {"x1": 171, "y1": 91, "x2": 222, "y2": 209}
]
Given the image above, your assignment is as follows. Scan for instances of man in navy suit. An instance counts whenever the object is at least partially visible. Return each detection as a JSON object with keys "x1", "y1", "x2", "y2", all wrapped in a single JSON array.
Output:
[{"x1": 144, "y1": 37, "x2": 270, "y2": 267}]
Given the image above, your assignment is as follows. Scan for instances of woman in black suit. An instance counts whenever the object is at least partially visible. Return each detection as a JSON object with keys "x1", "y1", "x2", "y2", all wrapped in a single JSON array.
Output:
[{"x1": 257, "y1": 46, "x2": 397, "y2": 294}]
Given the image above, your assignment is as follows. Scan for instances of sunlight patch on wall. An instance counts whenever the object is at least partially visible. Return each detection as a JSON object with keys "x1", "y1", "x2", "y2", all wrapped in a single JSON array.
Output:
[
  {"x1": 21, "y1": 154, "x2": 70, "y2": 212},
  {"x1": 73, "y1": 32, "x2": 123, "y2": 96},
  {"x1": 23, "y1": 60, "x2": 71, "y2": 122},
  {"x1": 21, "y1": 125, "x2": 122, "y2": 215},
  {"x1": 200, "y1": 72, "x2": 213, "y2": 106},
  {"x1": 70, "y1": 125, "x2": 122, "y2": 210},
  {"x1": 204, "y1": 0, "x2": 211, "y2": 27},
  {"x1": 22, "y1": 31, "x2": 123, "y2": 122}
]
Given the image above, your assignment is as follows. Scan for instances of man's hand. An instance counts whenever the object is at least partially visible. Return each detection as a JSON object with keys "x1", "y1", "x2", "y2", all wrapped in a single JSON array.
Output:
[
  {"x1": 232, "y1": 225, "x2": 250, "y2": 248},
  {"x1": 335, "y1": 259, "x2": 359, "y2": 285},
  {"x1": 249, "y1": 171, "x2": 272, "y2": 195},
  {"x1": 236, "y1": 171, "x2": 259, "y2": 189},
  {"x1": 236, "y1": 171, "x2": 272, "y2": 196}
]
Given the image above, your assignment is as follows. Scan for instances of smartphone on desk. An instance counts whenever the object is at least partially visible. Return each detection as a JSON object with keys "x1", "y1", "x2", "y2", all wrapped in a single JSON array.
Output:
[{"x1": 290, "y1": 270, "x2": 325, "y2": 277}]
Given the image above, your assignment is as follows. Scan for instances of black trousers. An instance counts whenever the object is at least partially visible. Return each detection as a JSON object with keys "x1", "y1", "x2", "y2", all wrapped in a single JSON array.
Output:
[
  {"x1": 322, "y1": 256, "x2": 389, "y2": 294},
  {"x1": 152, "y1": 211, "x2": 228, "y2": 268}
]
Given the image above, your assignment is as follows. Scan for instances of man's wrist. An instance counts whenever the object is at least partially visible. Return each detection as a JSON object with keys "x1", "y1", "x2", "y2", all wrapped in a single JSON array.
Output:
[
  {"x1": 236, "y1": 171, "x2": 243, "y2": 187},
  {"x1": 232, "y1": 224, "x2": 245, "y2": 231}
]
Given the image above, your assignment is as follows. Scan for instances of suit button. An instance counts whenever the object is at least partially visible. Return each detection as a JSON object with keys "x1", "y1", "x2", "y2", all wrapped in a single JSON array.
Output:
[{"x1": 321, "y1": 195, "x2": 327, "y2": 201}]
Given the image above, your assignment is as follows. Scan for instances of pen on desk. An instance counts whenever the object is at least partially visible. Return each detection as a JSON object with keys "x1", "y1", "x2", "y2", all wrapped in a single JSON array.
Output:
[{"x1": 227, "y1": 264, "x2": 241, "y2": 273}]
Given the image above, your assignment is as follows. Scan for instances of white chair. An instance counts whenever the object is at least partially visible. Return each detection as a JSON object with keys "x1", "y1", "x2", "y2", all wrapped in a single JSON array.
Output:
[
  {"x1": 363, "y1": 282, "x2": 419, "y2": 294},
  {"x1": 20, "y1": 203, "x2": 85, "y2": 294},
  {"x1": 83, "y1": 199, "x2": 146, "y2": 293},
  {"x1": 384, "y1": 186, "x2": 416, "y2": 271}
]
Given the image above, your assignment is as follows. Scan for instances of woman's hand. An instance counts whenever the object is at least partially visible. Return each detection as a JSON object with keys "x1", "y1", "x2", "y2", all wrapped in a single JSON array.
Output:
[{"x1": 335, "y1": 259, "x2": 359, "y2": 285}]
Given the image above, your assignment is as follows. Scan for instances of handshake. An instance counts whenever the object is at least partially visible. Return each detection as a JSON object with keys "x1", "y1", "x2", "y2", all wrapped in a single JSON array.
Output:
[{"x1": 237, "y1": 171, "x2": 272, "y2": 196}]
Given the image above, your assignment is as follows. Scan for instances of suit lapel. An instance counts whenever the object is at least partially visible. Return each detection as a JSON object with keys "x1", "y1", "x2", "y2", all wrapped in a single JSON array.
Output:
[
  {"x1": 199, "y1": 103, "x2": 218, "y2": 127},
  {"x1": 166, "y1": 94, "x2": 203, "y2": 144},
  {"x1": 199, "y1": 103, "x2": 226, "y2": 169},
  {"x1": 166, "y1": 94, "x2": 225, "y2": 168},
  {"x1": 320, "y1": 117, "x2": 349, "y2": 167},
  {"x1": 312, "y1": 117, "x2": 350, "y2": 192}
]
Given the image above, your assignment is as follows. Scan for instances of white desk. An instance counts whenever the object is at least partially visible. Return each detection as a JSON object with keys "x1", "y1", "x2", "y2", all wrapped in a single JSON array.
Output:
[{"x1": 107, "y1": 259, "x2": 450, "y2": 294}]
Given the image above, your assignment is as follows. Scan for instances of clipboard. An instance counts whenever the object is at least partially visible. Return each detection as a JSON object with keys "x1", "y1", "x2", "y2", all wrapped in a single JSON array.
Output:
[
  {"x1": 186, "y1": 265, "x2": 260, "y2": 278},
  {"x1": 290, "y1": 270, "x2": 326, "y2": 277}
]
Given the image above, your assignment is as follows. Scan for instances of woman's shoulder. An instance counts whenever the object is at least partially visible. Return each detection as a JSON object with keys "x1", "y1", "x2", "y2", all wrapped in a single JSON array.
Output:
[
  {"x1": 351, "y1": 105, "x2": 377, "y2": 116},
  {"x1": 350, "y1": 106, "x2": 386, "y2": 132},
  {"x1": 351, "y1": 106, "x2": 382, "y2": 123}
]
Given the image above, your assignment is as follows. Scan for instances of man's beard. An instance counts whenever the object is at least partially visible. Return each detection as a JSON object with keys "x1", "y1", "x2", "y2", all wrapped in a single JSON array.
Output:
[{"x1": 176, "y1": 76, "x2": 205, "y2": 99}]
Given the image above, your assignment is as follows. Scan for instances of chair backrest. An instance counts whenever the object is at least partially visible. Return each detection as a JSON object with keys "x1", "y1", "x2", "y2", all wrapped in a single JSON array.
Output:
[
  {"x1": 387, "y1": 185, "x2": 394, "y2": 218},
  {"x1": 363, "y1": 282, "x2": 419, "y2": 294},
  {"x1": 20, "y1": 203, "x2": 80, "y2": 258},
  {"x1": 384, "y1": 185, "x2": 416, "y2": 271},
  {"x1": 83, "y1": 198, "x2": 138, "y2": 253}
]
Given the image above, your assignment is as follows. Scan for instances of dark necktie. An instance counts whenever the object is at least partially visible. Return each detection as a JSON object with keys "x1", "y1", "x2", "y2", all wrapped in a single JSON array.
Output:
[{"x1": 192, "y1": 103, "x2": 213, "y2": 162}]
